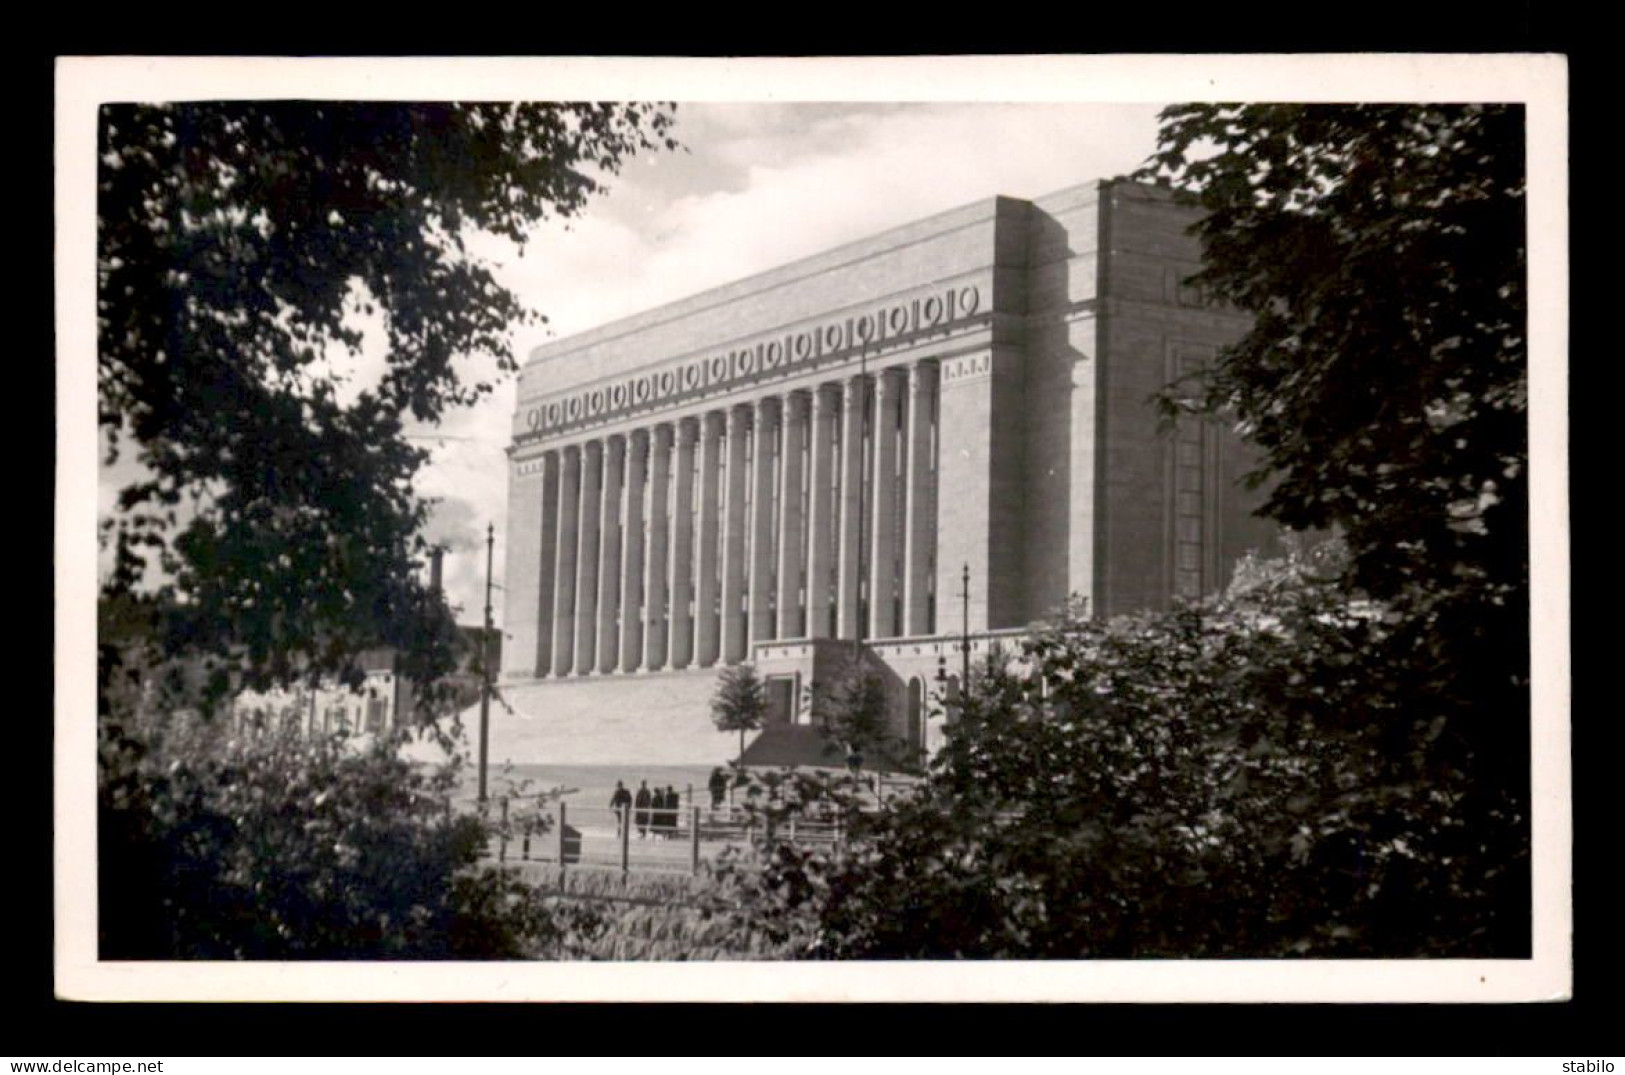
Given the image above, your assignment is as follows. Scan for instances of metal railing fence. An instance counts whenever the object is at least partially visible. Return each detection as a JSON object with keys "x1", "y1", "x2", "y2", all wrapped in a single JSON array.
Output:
[{"x1": 454, "y1": 794, "x2": 855, "y2": 877}]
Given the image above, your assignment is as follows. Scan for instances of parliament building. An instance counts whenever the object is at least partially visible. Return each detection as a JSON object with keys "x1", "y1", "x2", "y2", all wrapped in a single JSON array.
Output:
[{"x1": 496, "y1": 178, "x2": 1282, "y2": 767}]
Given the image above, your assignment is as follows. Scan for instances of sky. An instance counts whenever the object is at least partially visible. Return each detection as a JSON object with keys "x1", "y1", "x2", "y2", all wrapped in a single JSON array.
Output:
[{"x1": 409, "y1": 101, "x2": 1168, "y2": 628}]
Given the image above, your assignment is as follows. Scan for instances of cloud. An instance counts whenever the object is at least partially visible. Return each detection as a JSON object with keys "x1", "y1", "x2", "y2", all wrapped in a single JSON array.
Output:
[
  {"x1": 655, "y1": 103, "x2": 1165, "y2": 276},
  {"x1": 502, "y1": 103, "x2": 1165, "y2": 335}
]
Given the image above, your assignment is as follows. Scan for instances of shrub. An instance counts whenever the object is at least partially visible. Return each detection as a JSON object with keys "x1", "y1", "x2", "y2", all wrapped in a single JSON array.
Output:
[
  {"x1": 718, "y1": 553, "x2": 1529, "y2": 959},
  {"x1": 711, "y1": 663, "x2": 769, "y2": 763},
  {"x1": 529, "y1": 869, "x2": 788, "y2": 960},
  {"x1": 99, "y1": 711, "x2": 563, "y2": 960}
]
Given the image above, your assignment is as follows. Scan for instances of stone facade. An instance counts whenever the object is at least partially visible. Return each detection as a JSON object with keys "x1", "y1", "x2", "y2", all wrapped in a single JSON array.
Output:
[{"x1": 497, "y1": 179, "x2": 1282, "y2": 767}]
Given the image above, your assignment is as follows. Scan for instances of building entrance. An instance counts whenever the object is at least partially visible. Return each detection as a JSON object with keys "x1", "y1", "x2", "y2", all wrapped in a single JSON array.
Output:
[{"x1": 766, "y1": 675, "x2": 796, "y2": 726}]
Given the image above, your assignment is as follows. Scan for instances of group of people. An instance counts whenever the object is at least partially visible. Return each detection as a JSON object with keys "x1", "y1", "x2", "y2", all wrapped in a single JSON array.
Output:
[{"x1": 608, "y1": 780, "x2": 684, "y2": 839}]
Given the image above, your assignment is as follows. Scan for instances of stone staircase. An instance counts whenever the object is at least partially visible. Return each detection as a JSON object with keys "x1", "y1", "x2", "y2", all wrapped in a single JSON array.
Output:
[
  {"x1": 737, "y1": 723, "x2": 848, "y2": 770},
  {"x1": 471, "y1": 669, "x2": 740, "y2": 766}
]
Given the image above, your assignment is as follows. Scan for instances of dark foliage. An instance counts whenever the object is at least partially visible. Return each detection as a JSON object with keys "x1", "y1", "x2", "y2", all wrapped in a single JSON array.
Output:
[
  {"x1": 716, "y1": 552, "x2": 1530, "y2": 958},
  {"x1": 1134, "y1": 104, "x2": 1530, "y2": 794},
  {"x1": 99, "y1": 102, "x2": 678, "y2": 694},
  {"x1": 814, "y1": 653, "x2": 900, "y2": 773}
]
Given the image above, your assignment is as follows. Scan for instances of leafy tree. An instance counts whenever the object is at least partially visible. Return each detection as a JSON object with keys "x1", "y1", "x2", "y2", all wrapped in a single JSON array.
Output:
[
  {"x1": 1133, "y1": 104, "x2": 1529, "y2": 791},
  {"x1": 711, "y1": 662, "x2": 770, "y2": 763},
  {"x1": 99, "y1": 102, "x2": 679, "y2": 697},
  {"x1": 95, "y1": 101, "x2": 678, "y2": 959},
  {"x1": 814, "y1": 654, "x2": 893, "y2": 774}
]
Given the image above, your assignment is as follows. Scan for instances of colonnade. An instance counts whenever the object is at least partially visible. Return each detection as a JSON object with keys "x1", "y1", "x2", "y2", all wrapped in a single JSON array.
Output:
[{"x1": 530, "y1": 360, "x2": 940, "y2": 677}]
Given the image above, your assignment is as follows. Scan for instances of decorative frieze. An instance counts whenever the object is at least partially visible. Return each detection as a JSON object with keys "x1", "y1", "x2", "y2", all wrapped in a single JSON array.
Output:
[
  {"x1": 940, "y1": 350, "x2": 993, "y2": 386},
  {"x1": 516, "y1": 284, "x2": 983, "y2": 443}
]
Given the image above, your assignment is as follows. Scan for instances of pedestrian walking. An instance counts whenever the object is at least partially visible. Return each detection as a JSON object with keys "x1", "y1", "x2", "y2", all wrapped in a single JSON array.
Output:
[
  {"x1": 609, "y1": 780, "x2": 632, "y2": 836},
  {"x1": 708, "y1": 767, "x2": 728, "y2": 810},
  {"x1": 664, "y1": 785, "x2": 680, "y2": 837},
  {"x1": 634, "y1": 780, "x2": 651, "y2": 839}
]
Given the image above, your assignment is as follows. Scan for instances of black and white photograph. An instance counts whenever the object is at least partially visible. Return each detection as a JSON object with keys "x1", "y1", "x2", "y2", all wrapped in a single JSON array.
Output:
[{"x1": 56, "y1": 55, "x2": 1569, "y2": 1002}]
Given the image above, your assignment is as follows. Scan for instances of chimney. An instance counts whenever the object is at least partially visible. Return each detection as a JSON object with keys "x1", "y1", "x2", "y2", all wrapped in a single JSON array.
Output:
[{"x1": 429, "y1": 547, "x2": 444, "y2": 595}]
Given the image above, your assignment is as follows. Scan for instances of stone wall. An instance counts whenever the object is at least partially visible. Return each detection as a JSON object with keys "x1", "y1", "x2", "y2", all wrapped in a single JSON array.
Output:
[
  {"x1": 491, "y1": 669, "x2": 737, "y2": 766},
  {"x1": 1093, "y1": 182, "x2": 1282, "y2": 614}
]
